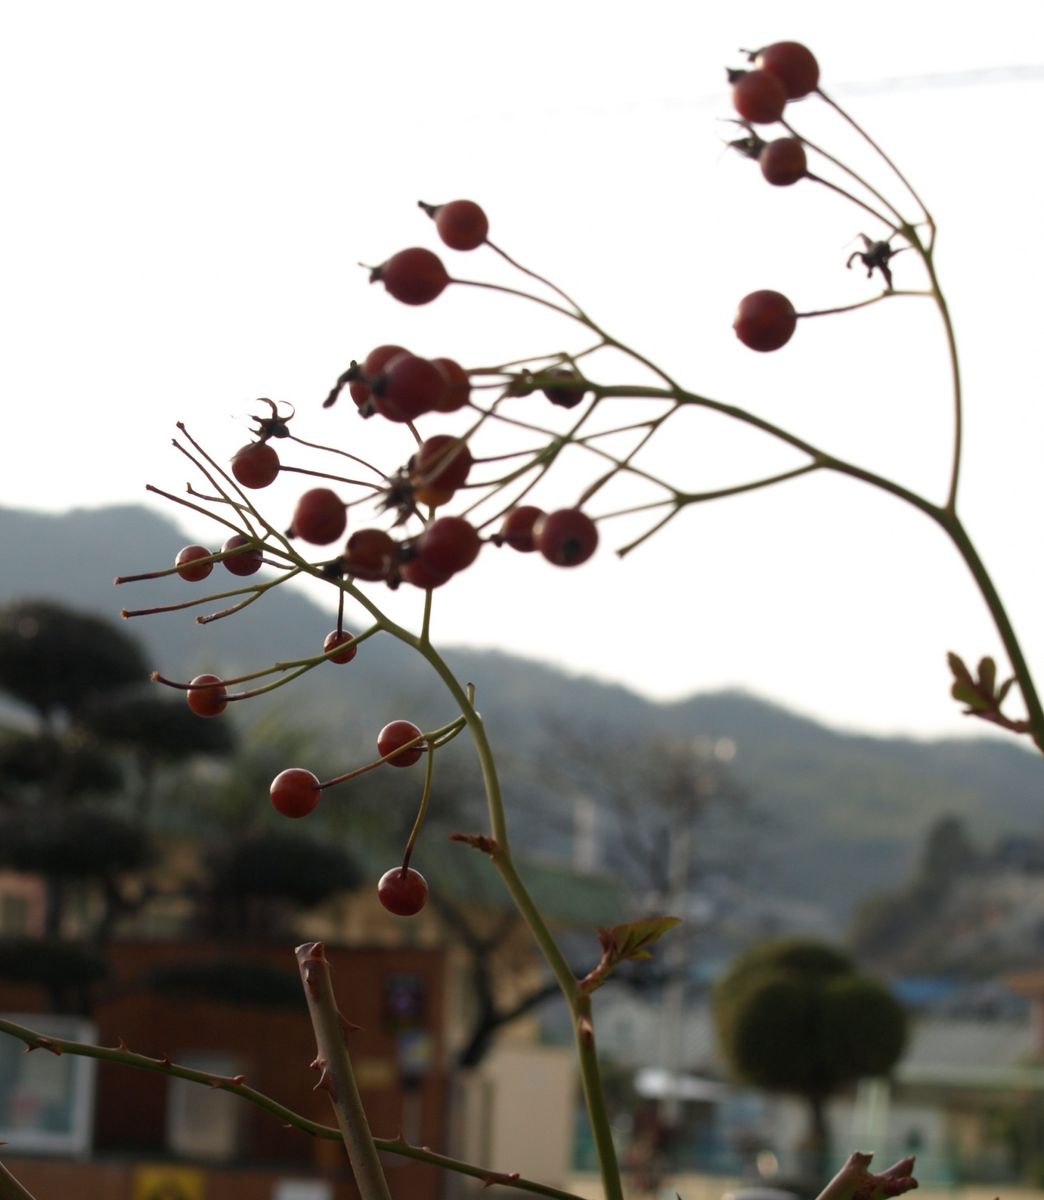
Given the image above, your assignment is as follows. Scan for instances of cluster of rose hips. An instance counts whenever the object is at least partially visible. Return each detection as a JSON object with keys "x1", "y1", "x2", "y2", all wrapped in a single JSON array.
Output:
[
  {"x1": 727, "y1": 41, "x2": 821, "y2": 354},
  {"x1": 129, "y1": 44, "x2": 909, "y2": 919},
  {"x1": 267, "y1": 720, "x2": 432, "y2": 916},
  {"x1": 724, "y1": 40, "x2": 879, "y2": 355},
  {"x1": 147, "y1": 202, "x2": 615, "y2": 916},
  {"x1": 168, "y1": 205, "x2": 602, "y2": 596}
]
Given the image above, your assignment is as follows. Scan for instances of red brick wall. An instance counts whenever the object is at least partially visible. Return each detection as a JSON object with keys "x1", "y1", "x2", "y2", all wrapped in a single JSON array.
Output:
[{"x1": 2, "y1": 940, "x2": 448, "y2": 1200}]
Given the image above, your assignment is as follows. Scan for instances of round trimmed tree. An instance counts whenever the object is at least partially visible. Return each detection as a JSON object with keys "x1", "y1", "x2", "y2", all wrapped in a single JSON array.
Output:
[{"x1": 712, "y1": 938, "x2": 907, "y2": 1179}]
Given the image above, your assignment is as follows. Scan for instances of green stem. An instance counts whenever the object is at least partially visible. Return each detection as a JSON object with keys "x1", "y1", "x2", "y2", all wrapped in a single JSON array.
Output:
[
  {"x1": 573, "y1": 994, "x2": 624, "y2": 1200},
  {"x1": 937, "y1": 511, "x2": 1044, "y2": 750},
  {"x1": 908, "y1": 225, "x2": 963, "y2": 509},
  {"x1": 401, "y1": 739, "x2": 436, "y2": 868},
  {"x1": 817, "y1": 89, "x2": 932, "y2": 223},
  {"x1": 583, "y1": 382, "x2": 1041, "y2": 754},
  {"x1": 406, "y1": 640, "x2": 625, "y2": 1200}
]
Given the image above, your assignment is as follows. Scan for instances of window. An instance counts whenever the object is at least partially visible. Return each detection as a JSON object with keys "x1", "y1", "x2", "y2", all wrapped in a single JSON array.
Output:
[
  {"x1": 0, "y1": 1013, "x2": 97, "y2": 1155},
  {"x1": 166, "y1": 1053, "x2": 243, "y2": 1161},
  {"x1": 0, "y1": 894, "x2": 29, "y2": 936}
]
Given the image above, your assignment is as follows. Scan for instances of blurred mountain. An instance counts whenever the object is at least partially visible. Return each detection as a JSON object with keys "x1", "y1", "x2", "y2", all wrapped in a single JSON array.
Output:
[{"x1": 3, "y1": 503, "x2": 1042, "y2": 933}]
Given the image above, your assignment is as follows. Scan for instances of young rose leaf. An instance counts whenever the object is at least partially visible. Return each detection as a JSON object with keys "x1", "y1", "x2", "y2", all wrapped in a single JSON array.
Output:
[
  {"x1": 579, "y1": 916, "x2": 681, "y2": 994},
  {"x1": 977, "y1": 656, "x2": 997, "y2": 697},
  {"x1": 951, "y1": 679, "x2": 988, "y2": 711},
  {"x1": 815, "y1": 1151, "x2": 918, "y2": 1200},
  {"x1": 449, "y1": 833, "x2": 499, "y2": 856},
  {"x1": 947, "y1": 652, "x2": 974, "y2": 688}
]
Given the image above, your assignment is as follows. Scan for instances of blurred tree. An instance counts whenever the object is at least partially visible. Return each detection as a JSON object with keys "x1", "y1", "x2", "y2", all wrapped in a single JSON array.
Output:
[
  {"x1": 0, "y1": 599, "x2": 147, "y2": 722},
  {"x1": 82, "y1": 688, "x2": 235, "y2": 819},
  {"x1": 197, "y1": 830, "x2": 361, "y2": 939},
  {"x1": 0, "y1": 599, "x2": 235, "y2": 946},
  {"x1": 850, "y1": 814, "x2": 982, "y2": 969},
  {"x1": 713, "y1": 938, "x2": 907, "y2": 1181}
]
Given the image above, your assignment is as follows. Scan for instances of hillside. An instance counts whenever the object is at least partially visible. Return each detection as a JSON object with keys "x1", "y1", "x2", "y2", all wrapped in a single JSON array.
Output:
[{"x1": 2, "y1": 503, "x2": 1042, "y2": 930}]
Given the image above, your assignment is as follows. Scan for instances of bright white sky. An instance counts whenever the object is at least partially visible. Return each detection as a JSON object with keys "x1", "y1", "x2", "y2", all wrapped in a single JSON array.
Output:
[{"x1": 3, "y1": 2, "x2": 1043, "y2": 741}]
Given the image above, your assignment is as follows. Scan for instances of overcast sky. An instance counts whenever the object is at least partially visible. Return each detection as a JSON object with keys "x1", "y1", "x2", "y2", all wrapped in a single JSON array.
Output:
[{"x1": 3, "y1": 2, "x2": 1043, "y2": 742}]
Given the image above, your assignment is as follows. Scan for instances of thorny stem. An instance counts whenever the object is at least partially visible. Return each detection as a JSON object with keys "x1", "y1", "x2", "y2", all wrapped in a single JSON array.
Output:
[
  {"x1": 296, "y1": 942, "x2": 392, "y2": 1200},
  {"x1": 0, "y1": 1016, "x2": 583, "y2": 1200}
]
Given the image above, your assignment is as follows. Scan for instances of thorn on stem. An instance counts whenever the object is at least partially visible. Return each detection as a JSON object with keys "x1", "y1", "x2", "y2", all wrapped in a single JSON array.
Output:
[
  {"x1": 313, "y1": 1068, "x2": 337, "y2": 1099},
  {"x1": 338, "y1": 1013, "x2": 362, "y2": 1040}
]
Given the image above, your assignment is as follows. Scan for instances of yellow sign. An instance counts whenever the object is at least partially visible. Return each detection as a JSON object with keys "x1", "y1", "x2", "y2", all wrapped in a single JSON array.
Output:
[{"x1": 133, "y1": 1165, "x2": 205, "y2": 1200}]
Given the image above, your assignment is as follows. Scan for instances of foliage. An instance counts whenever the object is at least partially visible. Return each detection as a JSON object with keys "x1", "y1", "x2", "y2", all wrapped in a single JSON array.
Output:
[
  {"x1": 144, "y1": 959, "x2": 304, "y2": 1008},
  {"x1": 713, "y1": 937, "x2": 907, "y2": 1095},
  {"x1": 713, "y1": 936, "x2": 907, "y2": 1176},
  {"x1": 0, "y1": 808, "x2": 152, "y2": 878},
  {"x1": 0, "y1": 937, "x2": 110, "y2": 989},
  {"x1": 81, "y1": 689, "x2": 236, "y2": 759},
  {"x1": 0, "y1": 731, "x2": 123, "y2": 798},
  {"x1": 204, "y1": 830, "x2": 361, "y2": 908},
  {"x1": 0, "y1": 599, "x2": 147, "y2": 718}
]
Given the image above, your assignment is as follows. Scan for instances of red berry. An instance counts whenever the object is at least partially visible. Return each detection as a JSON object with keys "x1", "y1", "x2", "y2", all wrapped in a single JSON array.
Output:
[
  {"x1": 349, "y1": 344, "x2": 408, "y2": 409},
  {"x1": 732, "y1": 69, "x2": 787, "y2": 124},
  {"x1": 270, "y1": 768, "x2": 321, "y2": 818},
  {"x1": 343, "y1": 528, "x2": 396, "y2": 581},
  {"x1": 323, "y1": 629, "x2": 357, "y2": 664},
  {"x1": 498, "y1": 506, "x2": 544, "y2": 553},
  {"x1": 733, "y1": 290, "x2": 797, "y2": 352},
  {"x1": 231, "y1": 442, "x2": 280, "y2": 489},
  {"x1": 399, "y1": 556, "x2": 453, "y2": 591},
  {"x1": 542, "y1": 368, "x2": 588, "y2": 409},
  {"x1": 755, "y1": 41, "x2": 819, "y2": 100},
  {"x1": 535, "y1": 509, "x2": 598, "y2": 567},
  {"x1": 373, "y1": 248, "x2": 449, "y2": 306},
  {"x1": 372, "y1": 354, "x2": 444, "y2": 424},
  {"x1": 186, "y1": 674, "x2": 227, "y2": 718},
  {"x1": 431, "y1": 357, "x2": 471, "y2": 412},
  {"x1": 433, "y1": 200, "x2": 488, "y2": 251},
  {"x1": 411, "y1": 435, "x2": 473, "y2": 506},
  {"x1": 759, "y1": 138, "x2": 807, "y2": 186},
  {"x1": 418, "y1": 516, "x2": 481, "y2": 576},
  {"x1": 175, "y1": 544, "x2": 214, "y2": 582},
  {"x1": 292, "y1": 488, "x2": 347, "y2": 545},
  {"x1": 377, "y1": 720, "x2": 425, "y2": 767},
  {"x1": 221, "y1": 534, "x2": 263, "y2": 576},
  {"x1": 377, "y1": 866, "x2": 429, "y2": 916}
]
